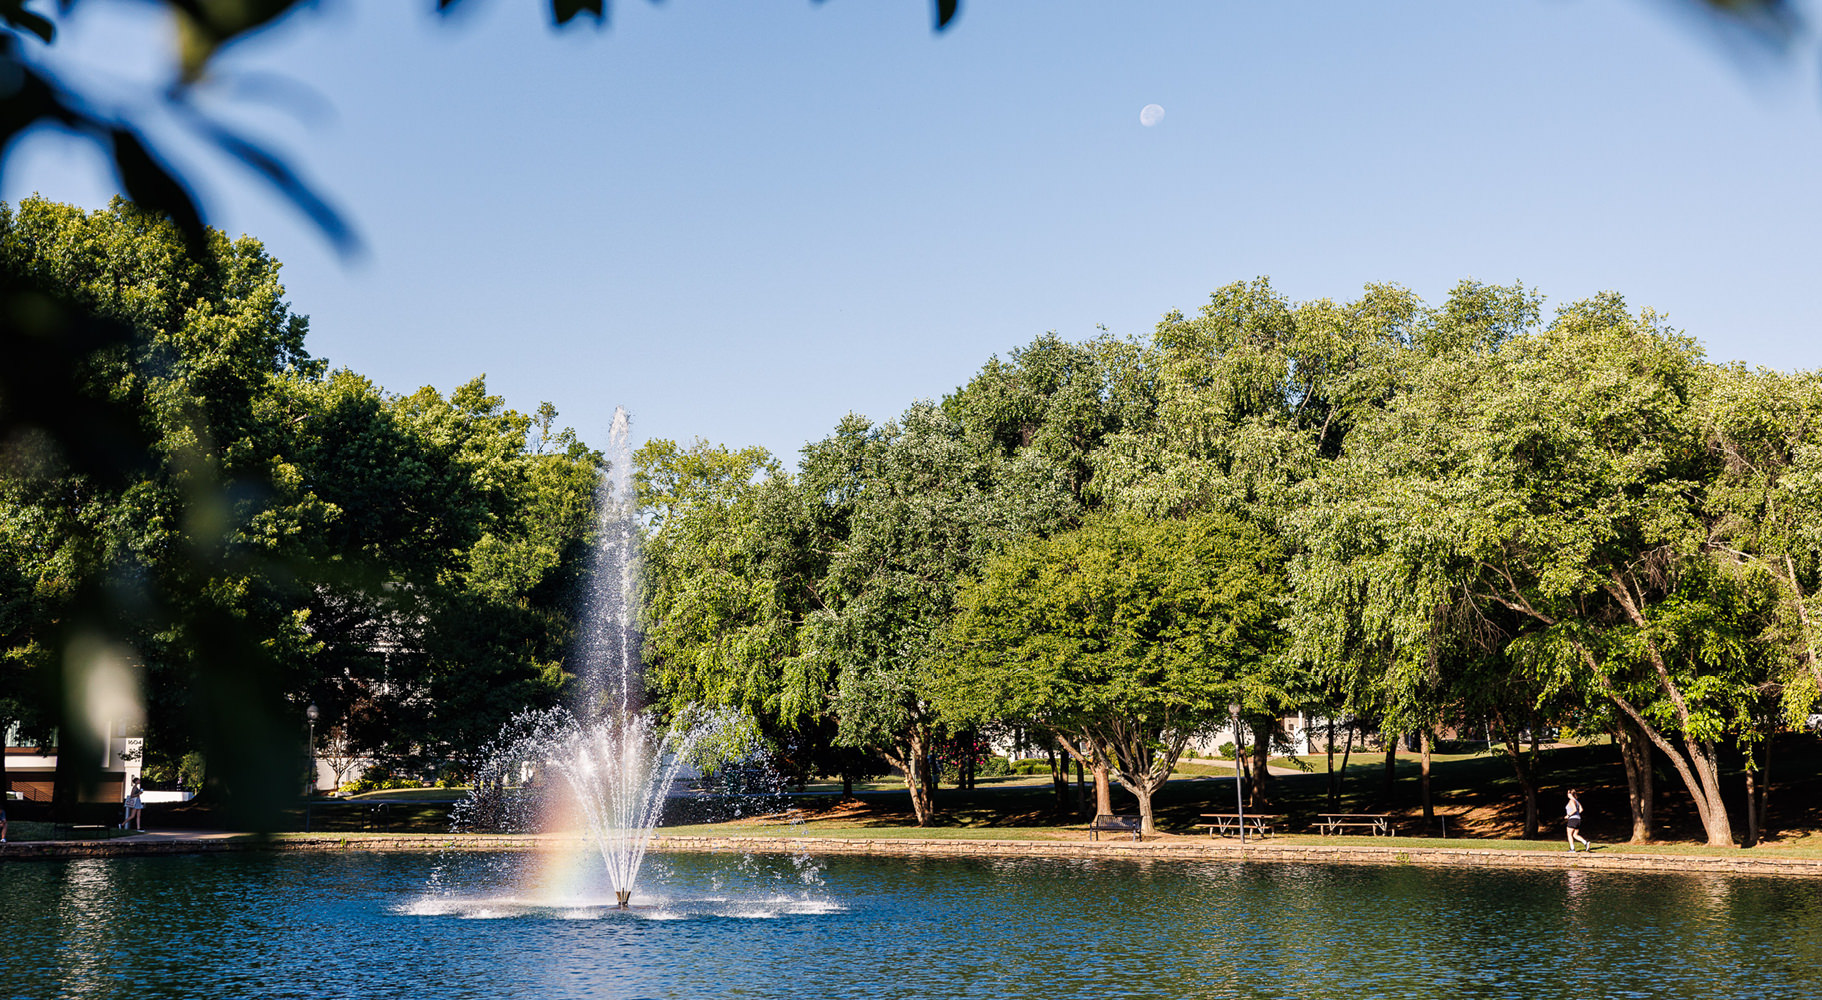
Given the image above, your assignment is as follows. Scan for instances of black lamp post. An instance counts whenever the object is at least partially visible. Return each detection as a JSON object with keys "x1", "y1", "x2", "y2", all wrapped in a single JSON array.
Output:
[
  {"x1": 1230, "y1": 702, "x2": 1245, "y2": 846},
  {"x1": 304, "y1": 702, "x2": 319, "y2": 831}
]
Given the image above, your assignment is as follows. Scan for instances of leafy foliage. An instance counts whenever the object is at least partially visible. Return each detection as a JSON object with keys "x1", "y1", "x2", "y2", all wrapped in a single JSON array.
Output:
[
  {"x1": 935, "y1": 512, "x2": 1283, "y2": 832},
  {"x1": 0, "y1": 198, "x2": 598, "y2": 818}
]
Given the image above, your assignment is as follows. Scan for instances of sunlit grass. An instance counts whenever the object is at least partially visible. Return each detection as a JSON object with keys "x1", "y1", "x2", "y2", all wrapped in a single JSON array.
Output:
[
  {"x1": 656, "y1": 822, "x2": 1082, "y2": 841},
  {"x1": 338, "y1": 788, "x2": 469, "y2": 802},
  {"x1": 2, "y1": 820, "x2": 141, "y2": 842}
]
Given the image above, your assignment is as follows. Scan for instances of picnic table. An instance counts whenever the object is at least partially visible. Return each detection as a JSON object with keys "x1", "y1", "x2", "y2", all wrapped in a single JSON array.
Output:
[
  {"x1": 1316, "y1": 812, "x2": 1398, "y2": 837},
  {"x1": 1199, "y1": 813, "x2": 1281, "y2": 838}
]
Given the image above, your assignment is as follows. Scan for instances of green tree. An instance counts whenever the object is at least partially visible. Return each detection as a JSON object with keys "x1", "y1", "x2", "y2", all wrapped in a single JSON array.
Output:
[
  {"x1": 1097, "y1": 278, "x2": 1459, "y2": 802},
  {"x1": 1299, "y1": 294, "x2": 1760, "y2": 846},
  {"x1": 634, "y1": 437, "x2": 855, "y2": 785},
  {"x1": 1701, "y1": 364, "x2": 1822, "y2": 718},
  {"x1": 787, "y1": 403, "x2": 1074, "y2": 825},
  {"x1": 0, "y1": 195, "x2": 321, "y2": 816},
  {"x1": 0, "y1": 197, "x2": 600, "y2": 810},
  {"x1": 936, "y1": 512, "x2": 1283, "y2": 834}
]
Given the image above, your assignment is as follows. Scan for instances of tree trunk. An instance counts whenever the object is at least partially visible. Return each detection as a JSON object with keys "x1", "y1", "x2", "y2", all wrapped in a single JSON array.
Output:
[
  {"x1": 1756, "y1": 741, "x2": 1772, "y2": 843},
  {"x1": 1691, "y1": 738, "x2": 1734, "y2": 846},
  {"x1": 1076, "y1": 758, "x2": 1086, "y2": 814},
  {"x1": 1381, "y1": 734, "x2": 1398, "y2": 807},
  {"x1": 1325, "y1": 715, "x2": 1338, "y2": 809},
  {"x1": 1104, "y1": 733, "x2": 1193, "y2": 837},
  {"x1": 841, "y1": 768, "x2": 853, "y2": 801},
  {"x1": 1135, "y1": 783, "x2": 1155, "y2": 834},
  {"x1": 1053, "y1": 730, "x2": 1112, "y2": 817},
  {"x1": 1494, "y1": 712, "x2": 1538, "y2": 838},
  {"x1": 886, "y1": 728, "x2": 936, "y2": 827},
  {"x1": 1595, "y1": 585, "x2": 1735, "y2": 846},
  {"x1": 1608, "y1": 683, "x2": 1736, "y2": 847},
  {"x1": 1092, "y1": 760, "x2": 1113, "y2": 817},
  {"x1": 1744, "y1": 765, "x2": 1761, "y2": 848},
  {"x1": 1615, "y1": 717, "x2": 1653, "y2": 843},
  {"x1": 1420, "y1": 730, "x2": 1433, "y2": 829},
  {"x1": 1047, "y1": 746, "x2": 1069, "y2": 811},
  {"x1": 1334, "y1": 719, "x2": 1355, "y2": 810},
  {"x1": 51, "y1": 736, "x2": 79, "y2": 823},
  {"x1": 1249, "y1": 719, "x2": 1274, "y2": 809}
]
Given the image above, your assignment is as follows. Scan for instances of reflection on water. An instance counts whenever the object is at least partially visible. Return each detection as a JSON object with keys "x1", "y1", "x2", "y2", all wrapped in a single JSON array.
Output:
[
  {"x1": 48, "y1": 860, "x2": 119, "y2": 998},
  {"x1": 5, "y1": 850, "x2": 1822, "y2": 1000}
]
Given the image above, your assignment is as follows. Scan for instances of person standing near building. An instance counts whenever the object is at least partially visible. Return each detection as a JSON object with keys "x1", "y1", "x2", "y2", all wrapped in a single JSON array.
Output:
[
  {"x1": 123, "y1": 777, "x2": 144, "y2": 832},
  {"x1": 1565, "y1": 787, "x2": 1594, "y2": 852}
]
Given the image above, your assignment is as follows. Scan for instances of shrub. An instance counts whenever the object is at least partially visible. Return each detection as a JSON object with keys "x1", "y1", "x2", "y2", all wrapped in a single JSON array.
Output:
[
  {"x1": 179, "y1": 752, "x2": 206, "y2": 792},
  {"x1": 339, "y1": 767, "x2": 425, "y2": 795},
  {"x1": 141, "y1": 761, "x2": 176, "y2": 789}
]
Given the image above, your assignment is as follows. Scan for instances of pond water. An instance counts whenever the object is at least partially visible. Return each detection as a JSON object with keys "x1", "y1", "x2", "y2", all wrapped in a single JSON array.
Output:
[{"x1": 6, "y1": 849, "x2": 1822, "y2": 1000}]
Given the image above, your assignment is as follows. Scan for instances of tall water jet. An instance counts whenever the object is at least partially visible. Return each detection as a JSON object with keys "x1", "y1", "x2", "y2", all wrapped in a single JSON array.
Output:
[
  {"x1": 457, "y1": 405, "x2": 728, "y2": 910},
  {"x1": 571, "y1": 405, "x2": 689, "y2": 908},
  {"x1": 579, "y1": 406, "x2": 641, "y2": 717}
]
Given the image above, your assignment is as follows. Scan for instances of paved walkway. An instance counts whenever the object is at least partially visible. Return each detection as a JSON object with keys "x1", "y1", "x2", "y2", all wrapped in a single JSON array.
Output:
[
  {"x1": 117, "y1": 829, "x2": 243, "y2": 842},
  {"x1": 1179, "y1": 755, "x2": 1309, "y2": 777}
]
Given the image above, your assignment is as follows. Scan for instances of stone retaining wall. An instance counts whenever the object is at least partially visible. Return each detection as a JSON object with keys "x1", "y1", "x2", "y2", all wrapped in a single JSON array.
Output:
[
  {"x1": 645, "y1": 835, "x2": 1822, "y2": 877},
  {"x1": 6, "y1": 832, "x2": 1822, "y2": 878}
]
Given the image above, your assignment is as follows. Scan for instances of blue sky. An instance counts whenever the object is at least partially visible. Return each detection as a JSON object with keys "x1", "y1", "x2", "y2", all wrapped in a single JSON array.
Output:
[{"x1": 9, "y1": 0, "x2": 1822, "y2": 463}]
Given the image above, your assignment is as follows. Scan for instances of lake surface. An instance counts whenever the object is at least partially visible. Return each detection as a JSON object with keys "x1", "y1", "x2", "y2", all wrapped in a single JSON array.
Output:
[{"x1": 6, "y1": 848, "x2": 1822, "y2": 999}]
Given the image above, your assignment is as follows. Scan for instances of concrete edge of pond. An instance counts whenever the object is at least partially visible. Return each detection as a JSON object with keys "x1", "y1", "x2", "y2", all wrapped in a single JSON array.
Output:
[
  {"x1": 8, "y1": 832, "x2": 1822, "y2": 877},
  {"x1": 642, "y1": 835, "x2": 1822, "y2": 878}
]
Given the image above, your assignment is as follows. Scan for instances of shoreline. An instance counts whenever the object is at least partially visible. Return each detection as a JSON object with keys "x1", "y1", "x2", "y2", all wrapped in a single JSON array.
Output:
[{"x1": 5, "y1": 831, "x2": 1822, "y2": 877}]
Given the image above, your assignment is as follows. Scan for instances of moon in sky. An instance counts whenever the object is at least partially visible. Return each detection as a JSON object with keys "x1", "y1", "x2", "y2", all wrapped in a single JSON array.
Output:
[{"x1": 1139, "y1": 104, "x2": 1165, "y2": 127}]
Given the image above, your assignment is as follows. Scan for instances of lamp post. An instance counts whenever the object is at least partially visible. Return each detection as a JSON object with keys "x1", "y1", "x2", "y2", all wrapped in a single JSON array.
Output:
[
  {"x1": 304, "y1": 702, "x2": 319, "y2": 832},
  {"x1": 1229, "y1": 702, "x2": 1245, "y2": 846}
]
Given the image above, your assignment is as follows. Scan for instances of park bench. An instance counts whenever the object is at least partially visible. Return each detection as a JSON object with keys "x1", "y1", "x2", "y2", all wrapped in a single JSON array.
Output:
[
  {"x1": 1199, "y1": 813, "x2": 1281, "y2": 838},
  {"x1": 1316, "y1": 813, "x2": 1397, "y2": 837},
  {"x1": 1088, "y1": 814, "x2": 1141, "y2": 841},
  {"x1": 349, "y1": 797, "x2": 467, "y2": 833}
]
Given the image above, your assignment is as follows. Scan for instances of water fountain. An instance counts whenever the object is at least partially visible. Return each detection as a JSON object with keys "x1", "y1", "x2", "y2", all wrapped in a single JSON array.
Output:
[{"x1": 456, "y1": 405, "x2": 732, "y2": 909}]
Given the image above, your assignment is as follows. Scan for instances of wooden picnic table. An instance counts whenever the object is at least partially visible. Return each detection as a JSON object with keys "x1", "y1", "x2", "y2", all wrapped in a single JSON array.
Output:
[
  {"x1": 1316, "y1": 812, "x2": 1398, "y2": 837},
  {"x1": 1199, "y1": 813, "x2": 1281, "y2": 838}
]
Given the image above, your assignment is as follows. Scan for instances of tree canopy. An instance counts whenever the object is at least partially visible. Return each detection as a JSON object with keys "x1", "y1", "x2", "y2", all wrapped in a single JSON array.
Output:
[
  {"x1": 935, "y1": 512, "x2": 1282, "y2": 833},
  {"x1": 0, "y1": 197, "x2": 600, "y2": 818},
  {"x1": 644, "y1": 279, "x2": 1822, "y2": 845}
]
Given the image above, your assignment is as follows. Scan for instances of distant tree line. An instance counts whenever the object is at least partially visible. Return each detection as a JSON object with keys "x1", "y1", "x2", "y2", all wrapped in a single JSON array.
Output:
[
  {"x1": 637, "y1": 278, "x2": 1822, "y2": 846},
  {"x1": 0, "y1": 197, "x2": 602, "y2": 820}
]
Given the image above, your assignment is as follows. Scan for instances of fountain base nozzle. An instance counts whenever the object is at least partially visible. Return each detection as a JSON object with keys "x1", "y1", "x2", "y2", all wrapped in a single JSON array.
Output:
[{"x1": 615, "y1": 890, "x2": 632, "y2": 908}]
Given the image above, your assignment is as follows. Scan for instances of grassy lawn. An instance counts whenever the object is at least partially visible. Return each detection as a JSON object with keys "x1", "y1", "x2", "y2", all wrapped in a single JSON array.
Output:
[
  {"x1": 3, "y1": 820, "x2": 142, "y2": 843},
  {"x1": 339, "y1": 788, "x2": 468, "y2": 802},
  {"x1": 70, "y1": 733, "x2": 1819, "y2": 855},
  {"x1": 710, "y1": 732, "x2": 1822, "y2": 853},
  {"x1": 658, "y1": 822, "x2": 1083, "y2": 841},
  {"x1": 644, "y1": 822, "x2": 1822, "y2": 860}
]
